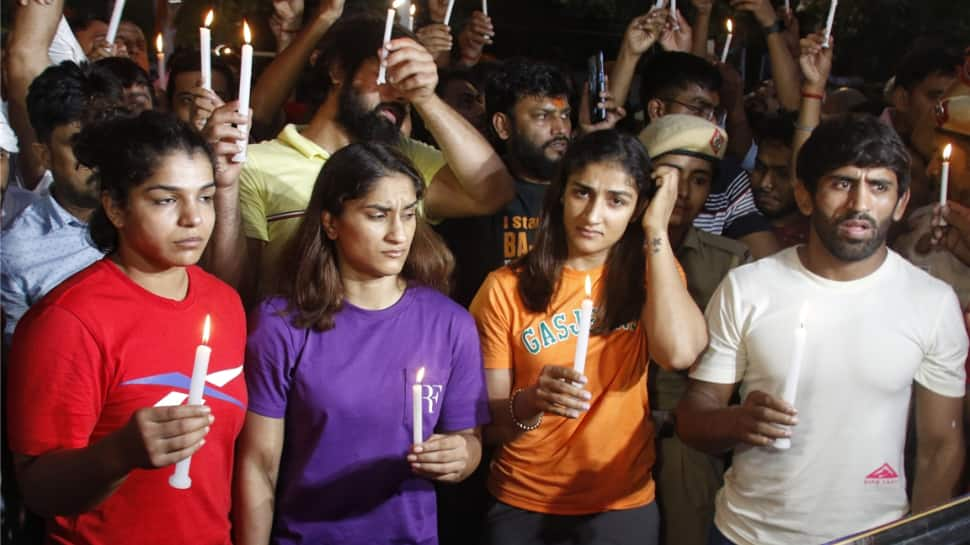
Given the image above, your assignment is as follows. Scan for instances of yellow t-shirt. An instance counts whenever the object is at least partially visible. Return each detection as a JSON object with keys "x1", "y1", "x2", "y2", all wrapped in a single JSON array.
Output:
[
  {"x1": 469, "y1": 265, "x2": 655, "y2": 515},
  {"x1": 239, "y1": 125, "x2": 447, "y2": 294}
]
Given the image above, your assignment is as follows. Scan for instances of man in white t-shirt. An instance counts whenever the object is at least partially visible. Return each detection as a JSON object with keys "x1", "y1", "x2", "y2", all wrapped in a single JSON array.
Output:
[{"x1": 676, "y1": 114, "x2": 967, "y2": 545}]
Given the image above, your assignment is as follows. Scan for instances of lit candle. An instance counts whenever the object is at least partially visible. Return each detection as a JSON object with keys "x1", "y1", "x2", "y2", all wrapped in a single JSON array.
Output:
[
  {"x1": 155, "y1": 33, "x2": 167, "y2": 89},
  {"x1": 105, "y1": 0, "x2": 125, "y2": 47},
  {"x1": 200, "y1": 10, "x2": 214, "y2": 89},
  {"x1": 822, "y1": 0, "x2": 837, "y2": 48},
  {"x1": 774, "y1": 303, "x2": 809, "y2": 450},
  {"x1": 444, "y1": 0, "x2": 456, "y2": 26},
  {"x1": 721, "y1": 19, "x2": 734, "y2": 63},
  {"x1": 572, "y1": 275, "x2": 593, "y2": 375},
  {"x1": 169, "y1": 315, "x2": 212, "y2": 489},
  {"x1": 412, "y1": 367, "x2": 425, "y2": 445},
  {"x1": 377, "y1": 0, "x2": 403, "y2": 85},
  {"x1": 940, "y1": 143, "x2": 953, "y2": 207},
  {"x1": 482, "y1": 0, "x2": 488, "y2": 16},
  {"x1": 233, "y1": 21, "x2": 253, "y2": 163},
  {"x1": 409, "y1": 4, "x2": 416, "y2": 32}
]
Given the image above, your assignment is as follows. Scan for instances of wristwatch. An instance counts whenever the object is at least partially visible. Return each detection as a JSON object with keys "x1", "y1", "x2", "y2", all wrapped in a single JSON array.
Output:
[{"x1": 763, "y1": 19, "x2": 786, "y2": 35}]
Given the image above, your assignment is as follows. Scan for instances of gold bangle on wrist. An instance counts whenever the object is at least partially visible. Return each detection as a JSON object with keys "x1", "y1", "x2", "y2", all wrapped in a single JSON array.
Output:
[{"x1": 509, "y1": 388, "x2": 542, "y2": 431}]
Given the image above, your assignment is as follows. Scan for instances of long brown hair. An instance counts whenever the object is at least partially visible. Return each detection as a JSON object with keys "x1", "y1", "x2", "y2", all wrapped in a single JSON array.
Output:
[
  {"x1": 515, "y1": 129, "x2": 656, "y2": 333},
  {"x1": 277, "y1": 143, "x2": 454, "y2": 331}
]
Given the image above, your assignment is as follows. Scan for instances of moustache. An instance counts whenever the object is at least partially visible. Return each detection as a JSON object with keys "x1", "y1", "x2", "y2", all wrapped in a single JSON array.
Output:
[
  {"x1": 543, "y1": 137, "x2": 570, "y2": 150},
  {"x1": 835, "y1": 212, "x2": 877, "y2": 228},
  {"x1": 374, "y1": 102, "x2": 408, "y2": 125}
]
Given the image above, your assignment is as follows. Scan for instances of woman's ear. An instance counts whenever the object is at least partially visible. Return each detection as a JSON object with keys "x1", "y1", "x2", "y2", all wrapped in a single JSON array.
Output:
[
  {"x1": 321, "y1": 211, "x2": 338, "y2": 240},
  {"x1": 102, "y1": 192, "x2": 125, "y2": 229}
]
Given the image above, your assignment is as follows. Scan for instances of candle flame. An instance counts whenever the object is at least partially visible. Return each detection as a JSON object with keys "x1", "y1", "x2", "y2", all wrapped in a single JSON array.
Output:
[
  {"x1": 410, "y1": 4, "x2": 416, "y2": 15},
  {"x1": 943, "y1": 143, "x2": 953, "y2": 161},
  {"x1": 584, "y1": 275, "x2": 592, "y2": 297},
  {"x1": 155, "y1": 33, "x2": 163, "y2": 53},
  {"x1": 726, "y1": 19, "x2": 733, "y2": 33},
  {"x1": 204, "y1": 9, "x2": 214, "y2": 27},
  {"x1": 243, "y1": 20, "x2": 252, "y2": 43},
  {"x1": 392, "y1": 0, "x2": 403, "y2": 8},
  {"x1": 202, "y1": 314, "x2": 211, "y2": 344},
  {"x1": 416, "y1": 366, "x2": 425, "y2": 383}
]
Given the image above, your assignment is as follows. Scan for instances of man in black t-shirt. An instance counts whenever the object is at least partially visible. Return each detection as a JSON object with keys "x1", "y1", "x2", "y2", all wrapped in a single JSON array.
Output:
[{"x1": 436, "y1": 58, "x2": 573, "y2": 306}]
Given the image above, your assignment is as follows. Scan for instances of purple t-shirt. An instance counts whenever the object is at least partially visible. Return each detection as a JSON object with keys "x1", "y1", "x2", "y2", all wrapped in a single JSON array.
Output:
[{"x1": 245, "y1": 286, "x2": 491, "y2": 545}]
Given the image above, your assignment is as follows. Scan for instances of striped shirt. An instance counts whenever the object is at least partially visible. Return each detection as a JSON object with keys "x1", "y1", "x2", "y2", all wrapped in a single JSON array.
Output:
[{"x1": 693, "y1": 158, "x2": 769, "y2": 239}]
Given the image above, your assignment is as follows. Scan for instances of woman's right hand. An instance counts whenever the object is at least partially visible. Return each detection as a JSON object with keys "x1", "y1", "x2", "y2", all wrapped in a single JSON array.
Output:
[
  {"x1": 642, "y1": 165, "x2": 680, "y2": 236},
  {"x1": 115, "y1": 405, "x2": 213, "y2": 470},
  {"x1": 529, "y1": 365, "x2": 591, "y2": 419}
]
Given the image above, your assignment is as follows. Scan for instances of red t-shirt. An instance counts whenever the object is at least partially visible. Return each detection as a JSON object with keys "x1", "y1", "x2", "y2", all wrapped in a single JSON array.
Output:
[{"x1": 7, "y1": 260, "x2": 247, "y2": 545}]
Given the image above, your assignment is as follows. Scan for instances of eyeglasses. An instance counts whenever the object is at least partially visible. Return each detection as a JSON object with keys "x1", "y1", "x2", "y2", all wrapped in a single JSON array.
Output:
[{"x1": 662, "y1": 97, "x2": 722, "y2": 122}]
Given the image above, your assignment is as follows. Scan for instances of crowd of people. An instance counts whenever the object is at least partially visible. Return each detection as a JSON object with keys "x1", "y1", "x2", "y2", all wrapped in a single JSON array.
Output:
[{"x1": 1, "y1": 0, "x2": 969, "y2": 544}]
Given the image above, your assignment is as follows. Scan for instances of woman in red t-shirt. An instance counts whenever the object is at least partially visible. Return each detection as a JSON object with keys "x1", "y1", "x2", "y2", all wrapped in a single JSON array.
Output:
[{"x1": 7, "y1": 110, "x2": 249, "y2": 545}]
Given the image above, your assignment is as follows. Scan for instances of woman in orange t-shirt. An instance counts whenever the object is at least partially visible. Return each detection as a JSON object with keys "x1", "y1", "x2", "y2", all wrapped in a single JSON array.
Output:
[{"x1": 470, "y1": 130, "x2": 708, "y2": 545}]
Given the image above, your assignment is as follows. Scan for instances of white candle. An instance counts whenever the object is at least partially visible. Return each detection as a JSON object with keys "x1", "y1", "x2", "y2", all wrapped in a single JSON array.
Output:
[
  {"x1": 654, "y1": 0, "x2": 664, "y2": 8},
  {"x1": 482, "y1": 0, "x2": 488, "y2": 16},
  {"x1": 155, "y1": 33, "x2": 167, "y2": 89},
  {"x1": 721, "y1": 19, "x2": 734, "y2": 63},
  {"x1": 377, "y1": 0, "x2": 402, "y2": 85},
  {"x1": 940, "y1": 143, "x2": 952, "y2": 207},
  {"x1": 412, "y1": 367, "x2": 425, "y2": 445},
  {"x1": 774, "y1": 303, "x2": 809, "y2": 450},
  {"x1": 233, "y1": 22, "x2": 253, "y2": 163},
  {"x1": 409, "y1": 4, "x2": 416, "y2": 32},
  {"x1": 169, "y1": 315, "x2": 212, "y2": 489},
  {"x1": 572, "y1": 275, "x2": 593, "y2": 375},
  {"x1": 444, "y1": 0, "x2": 456, "y2": 26},
  {"x1": 200, "y1": 10, "x2": 214, "y2": 89},
  {"x1": 105, "y1": 0, "x2": 125, "y2": 47},
  {"x1": 822, "y1": 0, "x2": 838, "y2": 48},
  {"x1": 670, "y1": 0, "x2": 679, "y2": 30},
  {"x1": 784, "y1": 0, "x2": 791, "y2": 13}
]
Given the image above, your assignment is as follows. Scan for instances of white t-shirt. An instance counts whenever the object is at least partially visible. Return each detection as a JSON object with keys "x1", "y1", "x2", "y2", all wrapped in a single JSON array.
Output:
[
  {"x1": 691, "y1": 246, "x2": 967, "y2": 545},
  {"x1": 50, "y1": 16, "x2": 87, "y2": 66}
]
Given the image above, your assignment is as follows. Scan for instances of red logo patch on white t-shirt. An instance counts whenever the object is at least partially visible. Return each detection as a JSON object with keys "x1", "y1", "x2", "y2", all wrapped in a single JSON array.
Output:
[{"x1": 864, "y1": 463, "x2": 900, "y2": 485}]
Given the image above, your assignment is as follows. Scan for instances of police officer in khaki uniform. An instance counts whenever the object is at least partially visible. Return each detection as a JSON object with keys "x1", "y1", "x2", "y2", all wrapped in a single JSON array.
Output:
[{"x1": 639, "y1": 115, "x2": 751, "y2": 545}]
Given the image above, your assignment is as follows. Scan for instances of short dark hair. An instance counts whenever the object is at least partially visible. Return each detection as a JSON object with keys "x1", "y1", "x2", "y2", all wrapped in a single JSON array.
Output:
[
  {"x1": 796, "y1": 114, "x2": 911, "y2": 195},
  {"x1": 279, "y1": 142, "x2": 453, "y2": 331},
  {"x1": 484, "y1": 57, "x2": 573, "y2": 122},
  {"x1": 26, "y1": 61, "x2": 125, "y2": 142},
  {"x1": 639, "y1": 51, "x2": 721, "y2": 106},
  {"x1": 752, "y1": 111, "x2": 796, "y2": 149},
  {"x1": 305, "y1": 13, "x2": 419, "y2": 110},
  {"x1": 96, "y1": 57, "x2": 152, "y2": 89},
  {"x1": 74, "y1": 111, "x2": 213, "y2": 253},
  {"x1": 164, "y1": 48, "x2": 237, "y2": 103},
  {"x1": 65, "y1": 6, "x2": 107, "y2": 32},
  {"x1": 894, "y1": 45, "x2": 962, "y2": 91}
]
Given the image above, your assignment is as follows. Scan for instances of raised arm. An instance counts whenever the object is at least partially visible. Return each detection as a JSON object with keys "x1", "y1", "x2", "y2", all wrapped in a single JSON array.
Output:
[
  {"x1": 690, "y1": 0, "x2": 714, "y2": 58},
  {"x1": 250, "y1": 0, "x2": 344, "y2": 130},
  {"x1": 610, "y1": 9, "x2": 667, "y2": 108},
  {"x1": 384, "y1": 37, "x2": 514, "y2": 219},
  {"x1": 233, "y1": 412, "x2": 285, "y2": 545},
  {"x1": 641, "y1": 166, "x2": 708, "y2": 369},
  {"x1": 7, "y1": 0, "x2": 63, "y2": 188},
  {"x1": 793, "y1": 32, "x2": 833, "y2": 164},
  {"x1": 731, "y1": 0, "x2": 801, "y2": 111}
]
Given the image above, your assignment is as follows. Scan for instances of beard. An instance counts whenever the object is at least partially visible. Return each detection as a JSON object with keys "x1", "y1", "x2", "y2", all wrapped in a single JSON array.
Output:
[
  {"x1": 337, "y1": 85, "x2": 406, "y2": 144},
  {"x1": 812, "y1": 210, "x2": 891, "y2": 262},
  {"x1": 507, "y1": 131, "x2": 569, "y2": 182}
]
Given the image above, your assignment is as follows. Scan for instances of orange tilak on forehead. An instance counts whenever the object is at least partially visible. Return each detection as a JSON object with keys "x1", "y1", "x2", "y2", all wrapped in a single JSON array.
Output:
[{"x1": 551, "y1": 97, "x2": 568, "y2": 110}]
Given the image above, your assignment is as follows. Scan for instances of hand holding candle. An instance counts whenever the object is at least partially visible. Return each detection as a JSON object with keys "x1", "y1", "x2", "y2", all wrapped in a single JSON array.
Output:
[
  {"x1": 200, "y1": 10, "x2": 214, "y2": 89},
  {"x1": 939, "y1": 143, "x2": 952, "y2": 208},
  {"x1": 572, "y1": 275, "x2": 593, "y2": 376},
  {"x1": 774, "y1": 302, "x2": 809, "y2": 450},
  {"x1": 721, "y1": 19, "x2": 734, "y2": 63},
  {"x1": 169, "y1": 315, "x2": 212, "y2": 489},
  {"x1": 233, "y1": 21, "x2": 253, "y2": 163},
  {"x1": 443, "y1": 0, "x2": 456, "y2": 26},
  {"x1": 412, "y1": 367, "x2": 426, "y2": 445}
]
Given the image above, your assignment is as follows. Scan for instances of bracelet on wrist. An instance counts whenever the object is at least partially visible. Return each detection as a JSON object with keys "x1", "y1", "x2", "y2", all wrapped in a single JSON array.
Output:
[
  {"x1": 763, "y1": 19, "x2": 785, "y2": 35},
  {"x1": 793, "y1": 122, "x2": 817, "y2": 133},
  {"x1": 801, "y1": 90, "x2": 825, "y2": 101},
  {"x1": 509, "y1": 388, "x2": 542, "y2": 431}
]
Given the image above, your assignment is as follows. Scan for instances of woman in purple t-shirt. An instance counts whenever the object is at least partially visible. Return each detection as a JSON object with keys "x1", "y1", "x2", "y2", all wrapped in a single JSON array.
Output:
[{"x1": 235, "y1": 143, "x2": 491, "y2": 545}]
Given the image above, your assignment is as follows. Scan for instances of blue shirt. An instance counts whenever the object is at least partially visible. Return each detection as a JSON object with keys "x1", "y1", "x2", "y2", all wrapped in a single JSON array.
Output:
[{"x1": 1, "y1": 193, "x2": 103, "y2": 344}]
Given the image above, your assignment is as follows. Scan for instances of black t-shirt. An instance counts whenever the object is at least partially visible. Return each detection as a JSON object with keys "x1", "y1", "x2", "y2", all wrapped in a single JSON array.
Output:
[{"x1": 435, "y1": 177, "x2": 548, "y2": 307}]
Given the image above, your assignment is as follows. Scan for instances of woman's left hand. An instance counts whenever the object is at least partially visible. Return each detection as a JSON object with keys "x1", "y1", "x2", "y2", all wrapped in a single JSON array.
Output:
[
  {"x1": 642, "y1": 165, "x2": 680, "y2": 235},
  {"x1": 408, "y1": 433, "x2": 473, "y2": 483}
]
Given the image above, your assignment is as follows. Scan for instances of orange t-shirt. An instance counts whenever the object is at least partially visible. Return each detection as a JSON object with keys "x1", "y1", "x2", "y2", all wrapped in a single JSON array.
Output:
[{"x1": 470, "y1": 265, "x2": 655, "y2": 515}]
